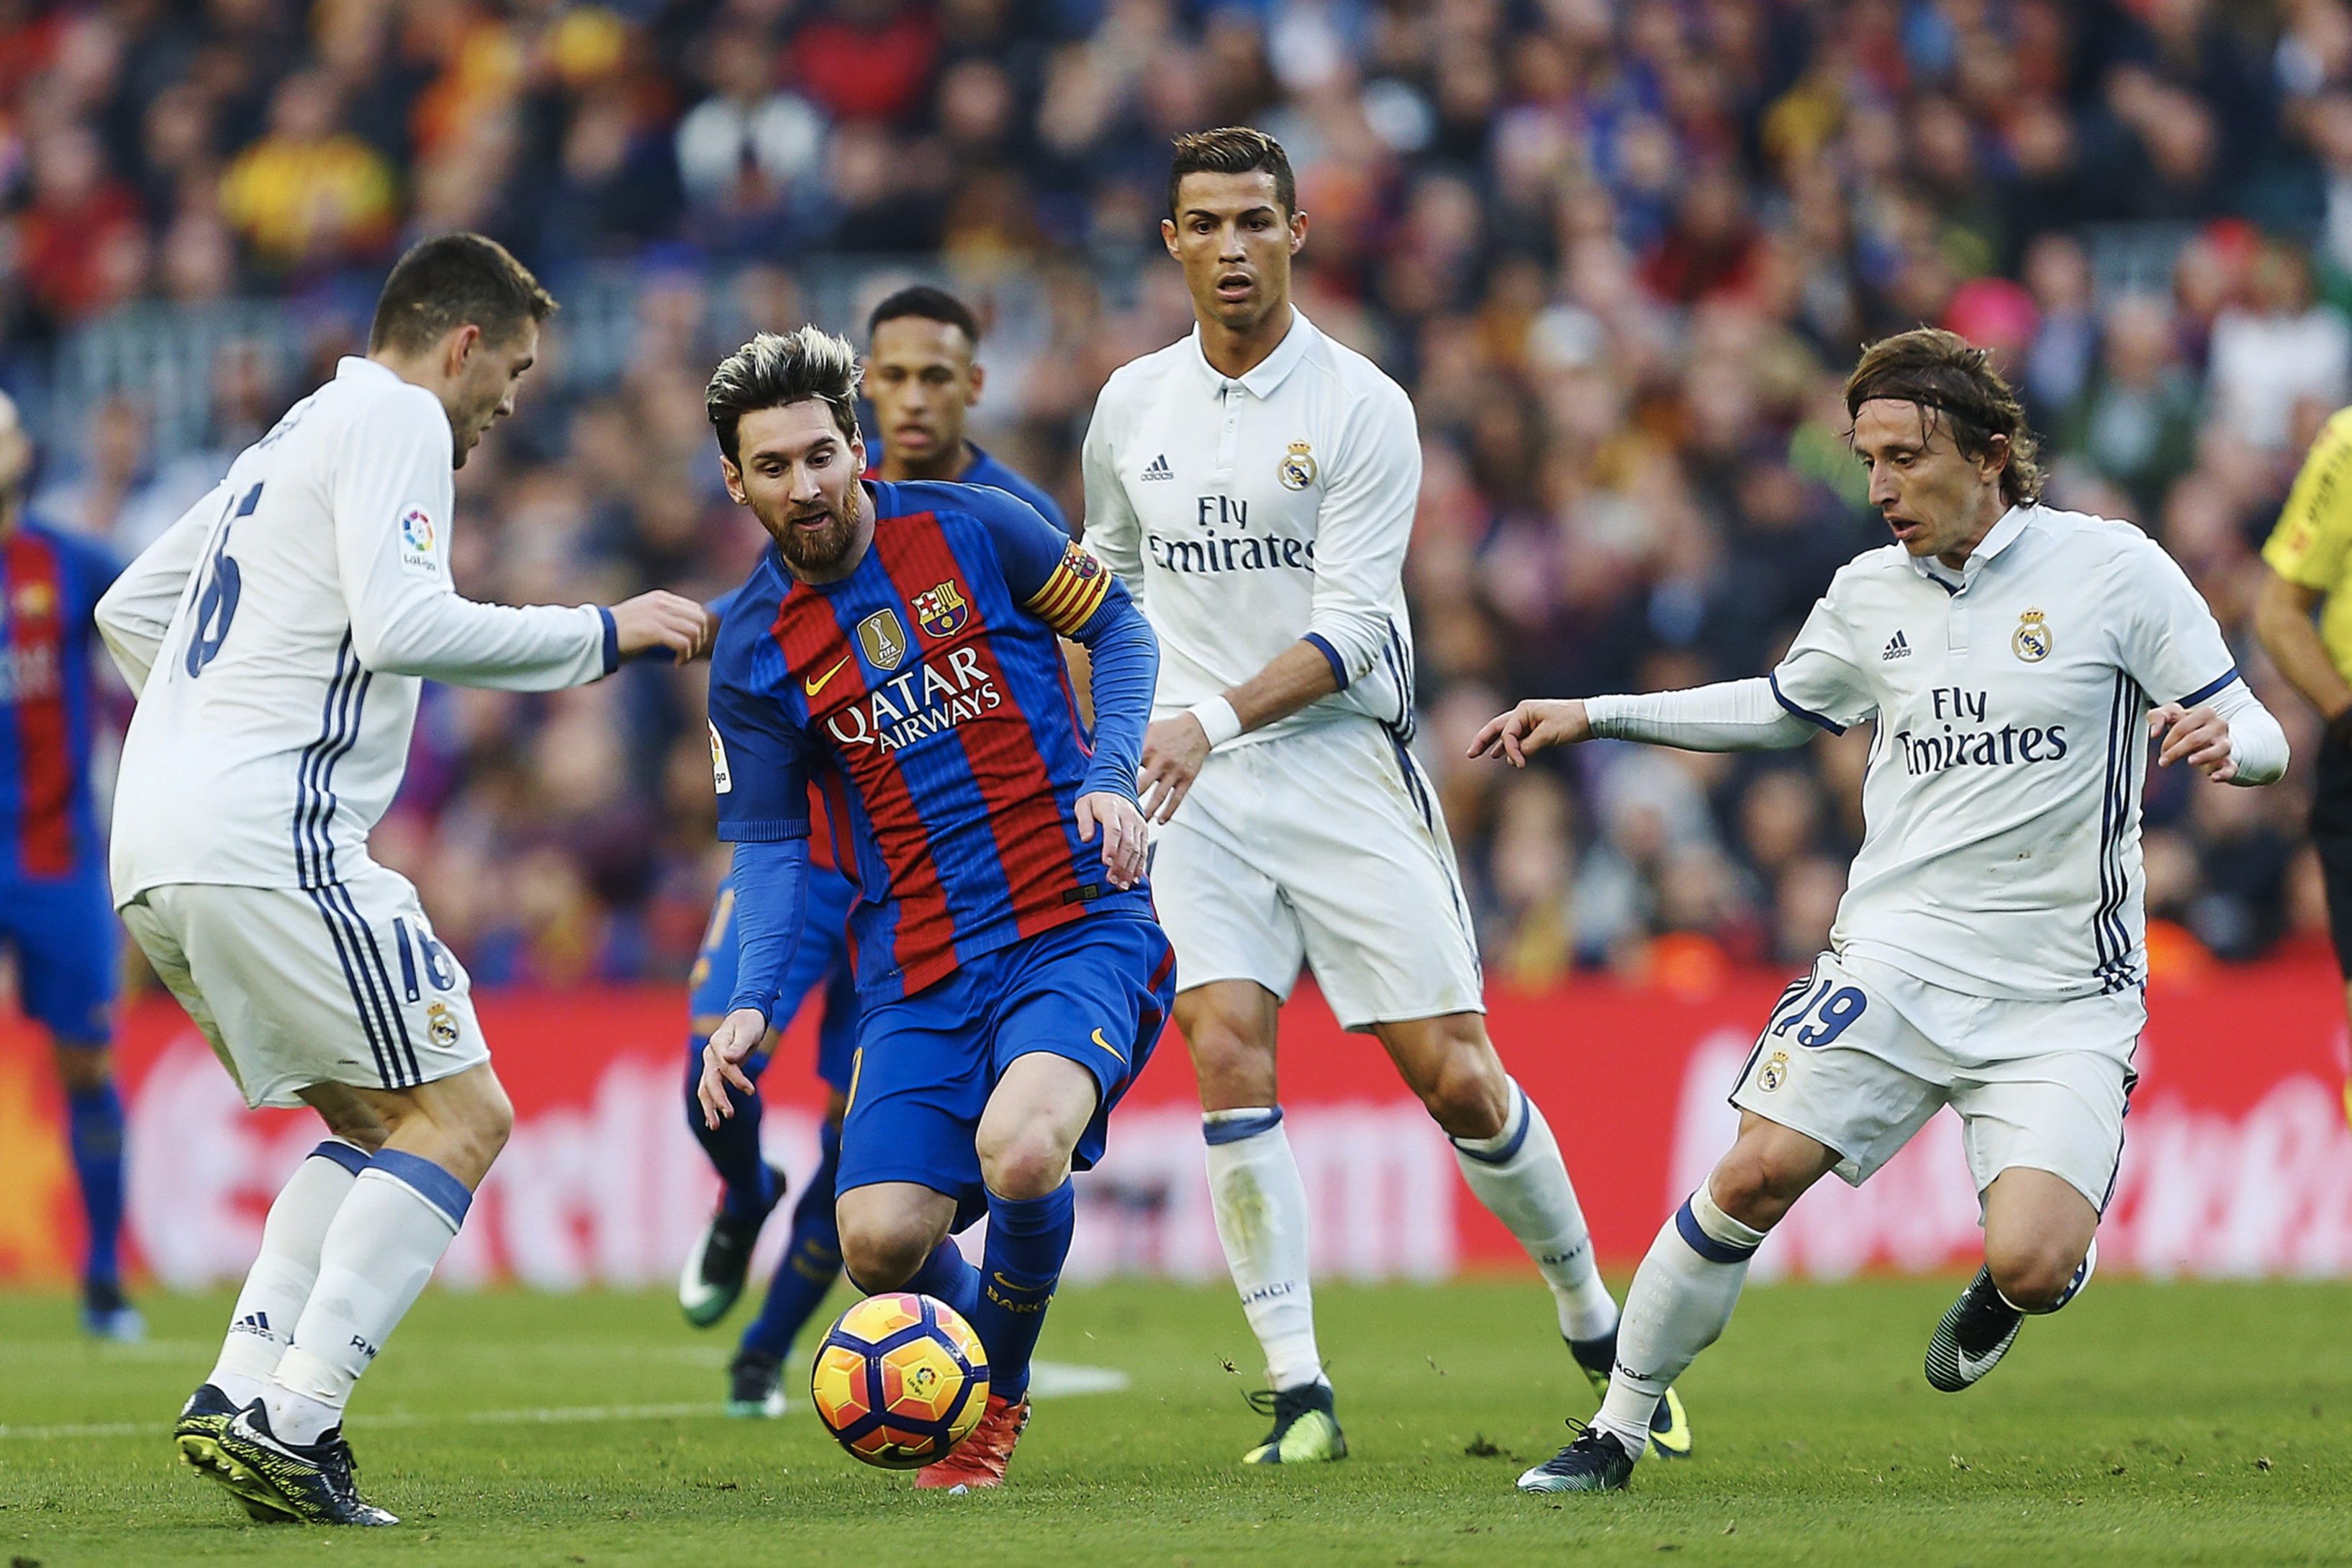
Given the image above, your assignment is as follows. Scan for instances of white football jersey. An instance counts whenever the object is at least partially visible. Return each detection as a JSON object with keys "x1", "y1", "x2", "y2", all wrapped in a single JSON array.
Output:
[
  {"x1": 1768, "y1": 504, "x2": 2243, "y2": 1002},
  {"x1": 1082, "y1": 309, "x2": 1421, "y2": 743},
  {"x1": 100, "y1": 357, "x2": 614, "y2": 902}
]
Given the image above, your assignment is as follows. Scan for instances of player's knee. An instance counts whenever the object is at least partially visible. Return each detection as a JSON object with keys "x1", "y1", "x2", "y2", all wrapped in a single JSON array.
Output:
[
  {"x1": 978, "y1": 1130, "x2": 1072, "y2": 1202},
  {"x1": 440, "y1": 1073, "x2": 514, "y2": 1172},
  {"x1": 1414, "y1": 1043, "x2": 1509, "y2": 1141},
  {"x1": 1188, "y1": 1023, "x2": 1275, "y2": 1105},
  {"x1": 1706, "y1": 1148, "x2": 1807, "y2": 1232},
  {"x1": 838, "y1": 1218, "x2": 933, "y2": 1292},
  {"x1": 1985, "y1": 1236, "x2": 2082, "y2": 1313}
]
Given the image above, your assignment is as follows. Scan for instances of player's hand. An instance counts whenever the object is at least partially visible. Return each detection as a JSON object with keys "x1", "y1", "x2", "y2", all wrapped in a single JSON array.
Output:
[
  {"x1": 1138, "y1": 715, "x2": 1211, "y2": 824},
  {"x1": 1076, "y1": 790, "x2": 1148, "y2": 889},
  {"x1": 2150, "y1": 702, "x2": 2237, "y2": 781},
  {"x1": 696, "y1": 1007, "x2": 766, "y2": 1129},
  {"x1": 610, "y1": 591, "x2": 716, "y2": 665},
  {"x1": 1468, "y1": 699, "x2": 1591, "y2": 766}
]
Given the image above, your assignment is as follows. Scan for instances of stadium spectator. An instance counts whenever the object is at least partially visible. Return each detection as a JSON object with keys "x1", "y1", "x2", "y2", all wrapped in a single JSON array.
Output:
[{"x1": 1, "y1": 0, "x2": 2341, "y2": 992}]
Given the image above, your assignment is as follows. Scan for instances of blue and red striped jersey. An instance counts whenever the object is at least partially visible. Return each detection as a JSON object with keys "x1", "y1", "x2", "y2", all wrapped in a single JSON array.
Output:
[
  {"x1": 708, "y1": 480, "x2": 1150, "y2": 1001},
  {"x1": 0, "y1": 519, "x2": 119, "y2": 881}
]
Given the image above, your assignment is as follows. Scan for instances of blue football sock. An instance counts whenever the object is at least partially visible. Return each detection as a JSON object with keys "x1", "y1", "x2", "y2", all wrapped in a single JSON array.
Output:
[
  {"x1": 899, "y1": 1238, "x2": 983, "y2": 1327},
  {"x1": 969, "y1": 1181, "x2": 1075, "y2": 1404},
  {"x1": 683, "y1": 1046, "x2": 776, "y2": 1220},
  {"x1": 65, "y1": 1082, "x2": 126, "y2": 1290},
  {"x1": 741, "y1": 1120, "x2": 843, "y2": 1359}
]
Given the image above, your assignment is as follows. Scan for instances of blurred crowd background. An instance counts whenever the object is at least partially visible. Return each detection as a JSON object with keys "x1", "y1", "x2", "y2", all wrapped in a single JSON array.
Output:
[{"x1": 12, "y1": 0, "x2": 2346, "y2": 992}]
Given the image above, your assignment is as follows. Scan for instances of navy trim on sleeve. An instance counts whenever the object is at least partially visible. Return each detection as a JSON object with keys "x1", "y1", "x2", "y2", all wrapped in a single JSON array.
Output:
[
  {"x1": 598, "y1": 607, "x2": 620, "y2": 675},
  {"x1": 715, "y1": 818, "x2": 813, "y2": 844},
  {"x1": 2178, "y1": 667, "x2": 2240, "y2": 708},
  {"x1": 1768, "y1": 672, "x2": 1845, "y2": 735},
  {"x1": 1303, "y1": 633, "x2": 1349, "y2": 691}
]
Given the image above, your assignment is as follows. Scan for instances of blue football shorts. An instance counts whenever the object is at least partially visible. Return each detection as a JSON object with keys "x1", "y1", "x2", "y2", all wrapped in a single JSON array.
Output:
[
  {"x1": 687, "y1": 863, "x2": 860, "y2": 1095},
  {"x1": 836, "y1": 912, "x2": 1177, "y2": 1228},
  {"x1": 0, "y1": 868, "x2": 115, "y2": 1044}
]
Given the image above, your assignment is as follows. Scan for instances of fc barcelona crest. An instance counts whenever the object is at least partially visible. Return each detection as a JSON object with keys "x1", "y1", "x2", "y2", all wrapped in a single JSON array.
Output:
[
  {"x1": 914, "y1": 579, "x2": 970, "y2": 640},
  {"x1": 857, "y1": 607, "x2": 908, "y2": 671}
]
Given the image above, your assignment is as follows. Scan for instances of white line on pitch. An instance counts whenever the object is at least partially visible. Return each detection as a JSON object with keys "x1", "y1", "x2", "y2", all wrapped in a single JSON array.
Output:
[{"x1": 0, "y1": 1363, "x2": 1130, "y2": 1442}]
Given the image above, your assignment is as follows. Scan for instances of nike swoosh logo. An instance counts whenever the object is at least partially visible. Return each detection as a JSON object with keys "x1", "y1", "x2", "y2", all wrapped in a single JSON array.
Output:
[
  {"x1": 803, "y1": 656, "x2": 851, "y2": 697},
  {"x1": 1954, "y1": 1343, "x2": 2002, "y2": 1379},
  {"x1": 1090, "y1": 1027, "x2": 1126, "y2": 1064}
]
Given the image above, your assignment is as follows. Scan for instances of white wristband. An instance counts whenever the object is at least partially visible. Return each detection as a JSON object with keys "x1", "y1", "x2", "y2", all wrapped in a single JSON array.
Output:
[{"x1": 1188, "y1": 695, "x2": 1243, "y2": 749}]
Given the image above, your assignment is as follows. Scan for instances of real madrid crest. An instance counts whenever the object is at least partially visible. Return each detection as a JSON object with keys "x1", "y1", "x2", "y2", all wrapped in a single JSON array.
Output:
[
  {"x1": 1277, "y1": 439, "x2": 1318, "y2": 491},
  {"x1": 857, "y1": 607, "x2": 908, "y2": 671},
  {"x1": 2012, "y1": 607, "x2": 2052, "y2": 663},
  {"x1": 1758, "y1": 1050, "x2": 1789, "y2": 1093},
  {"x1": 426, "y1": 1001, "x2": 461, "y2": 1049}
]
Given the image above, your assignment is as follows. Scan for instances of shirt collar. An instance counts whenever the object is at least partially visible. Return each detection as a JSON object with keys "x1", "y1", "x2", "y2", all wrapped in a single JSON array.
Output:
[
  {"x1": 1908, "y1": 504, "x2": 2034, "y2": 591},
  {"x1": 1188, "y1": 307, "x2": 1316, "y2": 398},
  {"x1": 337, "y1": 355, "x2": 400, "y2": 386}
]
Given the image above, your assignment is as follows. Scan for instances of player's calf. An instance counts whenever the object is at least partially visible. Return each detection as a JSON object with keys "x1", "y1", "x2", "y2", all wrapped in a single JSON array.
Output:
[{"x1": 1374, "y1": 1012, "x2": 1511, "y2": 1141}]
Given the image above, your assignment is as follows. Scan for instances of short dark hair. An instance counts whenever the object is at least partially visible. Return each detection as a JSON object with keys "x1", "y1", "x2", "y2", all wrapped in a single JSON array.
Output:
[
  {"x1": 867, "y1": 284, "x2": 980, "y2": 347},
  {"x1": 368, "y1": 233, "x2": 556, "y2": 355},
  {"x1": 1845, "y1": 327, "x2": 2045, "y2": 507},
  {"x1": 1167, "y1": 126, "x2": 1295, "y2": 219},
  {"x1": 705, "y1": 325, "x2": 861, "y2": 466}
]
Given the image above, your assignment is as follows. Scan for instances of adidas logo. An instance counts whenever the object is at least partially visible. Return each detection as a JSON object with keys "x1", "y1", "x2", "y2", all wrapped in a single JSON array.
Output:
[
  {"x1": 1141, "y1": 453, "x2": 1173, "y2": 481},
  {"x1": 1882, "y1": 631, "x2": 1911, "y2": 661}
]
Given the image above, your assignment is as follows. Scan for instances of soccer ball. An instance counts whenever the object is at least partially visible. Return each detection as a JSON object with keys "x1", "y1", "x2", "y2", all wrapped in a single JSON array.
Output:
[{"x1": 809, "y1": 1292, "x2": 990, "y2": 1469}]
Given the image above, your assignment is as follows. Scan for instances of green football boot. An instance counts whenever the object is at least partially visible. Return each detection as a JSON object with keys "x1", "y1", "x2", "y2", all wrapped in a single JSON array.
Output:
[
  {"x1": 176, "y1": 1385, "x2": 295, "y2": 1522},
  {"x1": 1568, "y1": 1331, "x2": 1692, "y2": 1459},
  {"x1": 207, "y1": 1404, "x2": 398, "y2": 1526},
  {"x1": 1241, "y1": 1381, "x2": 1347, "y2": 1464}
]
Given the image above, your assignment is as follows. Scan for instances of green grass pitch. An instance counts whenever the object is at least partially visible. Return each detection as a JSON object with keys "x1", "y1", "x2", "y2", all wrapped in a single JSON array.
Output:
[{"x1": 1, "y1": 1277, "x2": 2346, "y2": 1567}]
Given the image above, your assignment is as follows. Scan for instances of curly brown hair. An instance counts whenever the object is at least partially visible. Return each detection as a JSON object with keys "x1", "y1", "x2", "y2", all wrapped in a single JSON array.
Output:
[{"x1": 1843, "y1": 328, "x2": 2045, "y2": 507}]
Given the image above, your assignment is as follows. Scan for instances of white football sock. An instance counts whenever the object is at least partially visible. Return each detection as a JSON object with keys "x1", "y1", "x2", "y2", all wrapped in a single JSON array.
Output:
[
  {"x1": 207, "y1": 1140, "x2": 369, "y2": 1408},
  {"x1": 266, "y1": 1150, "x2": 470, "y2": 1446},
  {"x1": 1594, "y1": 1182, "x2": 1765, "y2": 1459},
  {"x1": 1203, "y1": 1107, "x2": 1324, "y2": 1391},
  {"x1": 1450, "y1": 1080, "x2": 1619, "y2": 1343}
]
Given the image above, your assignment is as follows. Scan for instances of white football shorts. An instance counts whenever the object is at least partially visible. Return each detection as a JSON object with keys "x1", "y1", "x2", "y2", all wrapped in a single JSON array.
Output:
[
  {"x1": 121, "y1": 865, "x2": 490, "y2": 1109},
  {"x1": 1149, "y1": 716, "x2": 1483, "y2": 1030},
  {"x1": 1730, "y1": 948, "x2": 2141, "y2": 1211}
]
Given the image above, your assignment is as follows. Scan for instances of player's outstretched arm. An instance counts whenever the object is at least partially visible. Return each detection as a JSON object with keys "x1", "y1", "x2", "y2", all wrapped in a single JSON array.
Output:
[
  {"x1": 336, "y1": 386, "x2": 711, "y2": 688},
  {"x1": 2148, "y1": 687, "x2": 2289, "y2": 787},
  {"x1": 1470, "y1": 679, "x2": 1824, "y2": 765},
  {"x1": 94, "y1": 480, "x2": 226, "y2": 694},
  {"x1": 700, "y1": 836, "x2": 810, "y2": 1129},
  {"x1": 1469, "y1": 699, "x2": 1593, "y2": 766},
  {"x1": 609, "y1": 592, "x2": 717, "y2": 664}
]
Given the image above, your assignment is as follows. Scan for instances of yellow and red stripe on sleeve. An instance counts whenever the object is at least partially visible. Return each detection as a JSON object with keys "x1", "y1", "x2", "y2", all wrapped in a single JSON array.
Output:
[{"x1": 1025, "y1": 541, "x2": 1112, "y2": 635}]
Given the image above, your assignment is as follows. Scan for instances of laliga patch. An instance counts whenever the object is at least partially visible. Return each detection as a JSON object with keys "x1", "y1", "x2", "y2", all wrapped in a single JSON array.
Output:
[
  {"x1": 426, "y1": 1001, "x2": 461, "y2": 1049},
  {"x1": 709, "y1": 720, "x2": 733, "y2": 794},
  {"x1": 398, "y1": 505, "x2": 440, "y2": 576}
]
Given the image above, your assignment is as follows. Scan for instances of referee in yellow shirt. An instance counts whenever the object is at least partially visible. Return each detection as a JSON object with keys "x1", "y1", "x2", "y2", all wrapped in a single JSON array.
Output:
[{"x1": 2256, "y1": 407, "x2": 2352, "y2": 1127}]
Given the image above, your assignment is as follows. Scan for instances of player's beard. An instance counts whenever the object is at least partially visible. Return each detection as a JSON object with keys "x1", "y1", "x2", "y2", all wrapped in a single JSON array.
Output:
[{"x1": 773, "y1": 484, "x2": 862, "y2": 575}]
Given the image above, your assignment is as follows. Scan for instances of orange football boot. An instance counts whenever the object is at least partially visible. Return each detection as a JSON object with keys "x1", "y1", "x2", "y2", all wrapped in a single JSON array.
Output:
[{"x1": 913, "y1": 1393, "x2": 1030, "y2": 1491}]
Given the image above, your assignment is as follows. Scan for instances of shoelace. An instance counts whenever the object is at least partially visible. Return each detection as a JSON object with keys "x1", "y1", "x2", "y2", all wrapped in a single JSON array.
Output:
[{"x1": 1243, "y1": 1388, "x2": 1283, "y2": 1418}]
